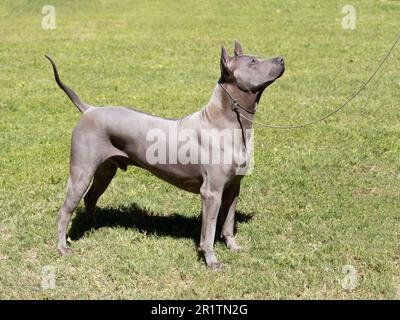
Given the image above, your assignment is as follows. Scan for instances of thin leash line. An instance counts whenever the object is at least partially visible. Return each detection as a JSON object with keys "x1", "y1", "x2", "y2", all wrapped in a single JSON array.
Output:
[
  {"x1": 218, "y1": 81, "x2": 256, "y2": 114},
  {"x1": 226, "y1": 33, "x2": 400, "y2": 129}
]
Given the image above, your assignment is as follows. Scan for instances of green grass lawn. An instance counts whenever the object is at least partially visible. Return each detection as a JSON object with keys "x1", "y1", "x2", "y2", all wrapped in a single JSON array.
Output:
[{"x1": 0, "y1": 0, "x2": 399, "y2": 299}]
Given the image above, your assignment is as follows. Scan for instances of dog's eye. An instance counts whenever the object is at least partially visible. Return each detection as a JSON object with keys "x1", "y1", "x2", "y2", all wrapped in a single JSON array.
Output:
[{"x1": 250, "y1": 58, "x2": 256, "y2": 65}]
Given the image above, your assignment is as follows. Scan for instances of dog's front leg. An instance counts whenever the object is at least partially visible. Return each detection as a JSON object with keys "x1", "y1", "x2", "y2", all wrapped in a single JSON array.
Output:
[{"x1": 199, "y1": 183, "x2": 223, "y2": 270}]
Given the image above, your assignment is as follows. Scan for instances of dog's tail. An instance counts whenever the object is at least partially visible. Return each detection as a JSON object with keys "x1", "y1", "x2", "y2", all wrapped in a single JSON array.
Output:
[{"x1": 45, "y1": 55, "x2": 91, "y2": 113}]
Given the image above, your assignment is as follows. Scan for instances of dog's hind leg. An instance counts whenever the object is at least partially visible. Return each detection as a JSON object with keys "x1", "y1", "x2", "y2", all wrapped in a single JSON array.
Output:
[
  {"x1": 219, "y1": 182, "x2": 241, "y2": 251},
  {"x1": 84, "y1": 160, "x2": 117, "y2": 227},
  {"x1": 57, "y1": 163, "x2": 95, "y2": 255}
]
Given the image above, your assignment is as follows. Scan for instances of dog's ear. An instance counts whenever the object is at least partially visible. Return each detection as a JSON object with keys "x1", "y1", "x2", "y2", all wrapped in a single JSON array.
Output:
[
  {"x1": 234, "y1": 40, "x2": 243, "y2": 56},
  {"x1": 220, "y1": 45, "x2": 231, "y2": 82}
]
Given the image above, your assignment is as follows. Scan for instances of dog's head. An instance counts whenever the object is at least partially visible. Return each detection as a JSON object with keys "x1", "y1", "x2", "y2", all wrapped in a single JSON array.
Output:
[{"x1": 219, "y1": 41, "x2": 284, "y2": 93}]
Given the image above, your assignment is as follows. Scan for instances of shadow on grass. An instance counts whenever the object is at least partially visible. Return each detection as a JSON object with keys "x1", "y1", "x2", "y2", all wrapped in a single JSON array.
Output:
[{"x1": 68, "y1": 202, "x2": 253, "y2": 246}]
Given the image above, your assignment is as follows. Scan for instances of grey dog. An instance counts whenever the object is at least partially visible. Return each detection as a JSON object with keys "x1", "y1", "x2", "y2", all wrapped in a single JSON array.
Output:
[{"x1": 46, "y1": 41, "x2": 284, "y2": 269}]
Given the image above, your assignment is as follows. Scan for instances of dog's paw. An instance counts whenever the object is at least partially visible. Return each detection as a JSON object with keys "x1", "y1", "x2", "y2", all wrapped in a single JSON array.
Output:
[
  {"x1": 209, "y1": 261, "x2": 224, "y2": 270},
  {"x1": 228, "y1": 243, "x2": 242, "y2": 252},
  {"x1": 58, "y1": 246, "x2": 73, "y2": 256},
  {"x1": 224, "y1": 237, "x2": 242, "y2": 252}
]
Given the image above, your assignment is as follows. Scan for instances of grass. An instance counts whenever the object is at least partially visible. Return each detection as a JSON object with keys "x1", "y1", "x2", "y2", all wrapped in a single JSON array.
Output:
[{"x1": 0, "y1": 0, "x2": 399, "y2": 299}]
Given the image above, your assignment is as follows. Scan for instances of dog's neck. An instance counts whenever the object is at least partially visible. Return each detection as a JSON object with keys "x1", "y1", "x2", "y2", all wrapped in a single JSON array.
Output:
[{"x1": 203, "y1": 82, "x2": 262, "y2": 129}]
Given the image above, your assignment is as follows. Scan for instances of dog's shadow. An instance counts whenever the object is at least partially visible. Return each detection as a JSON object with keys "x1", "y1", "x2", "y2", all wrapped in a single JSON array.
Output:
[{"x1": 68, "y1": 202, "x2": 253, "y2": 245}]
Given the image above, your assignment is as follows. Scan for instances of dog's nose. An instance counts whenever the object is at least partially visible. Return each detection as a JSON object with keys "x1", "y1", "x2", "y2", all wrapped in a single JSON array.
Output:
[{"x1": 274, "y1": 57, "x2": 284, "y2": 65}]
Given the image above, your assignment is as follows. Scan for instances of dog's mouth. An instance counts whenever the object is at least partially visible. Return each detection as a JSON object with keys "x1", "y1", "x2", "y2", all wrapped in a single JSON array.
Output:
[
  {"x1": 256, "y1": 65, "x2": 285, "y2": 91},
  {"x1": 252, "y1": 81, "x2": 272, "y2": 93},
  {"x1": 275, "y1": 64, "x2": 285, "y2": 79},
  {"x1": 252, "y1": 72, "x2": 284, "y2": 93}
]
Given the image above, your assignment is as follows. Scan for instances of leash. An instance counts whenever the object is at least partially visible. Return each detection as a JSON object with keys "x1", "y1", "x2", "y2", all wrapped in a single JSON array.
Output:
[
  {"x1": 219, "y1": 33, "x2": 400, "y2": 129},
  {"x1": 218, "y1": 81, "x2": 254, "y2": 149}
]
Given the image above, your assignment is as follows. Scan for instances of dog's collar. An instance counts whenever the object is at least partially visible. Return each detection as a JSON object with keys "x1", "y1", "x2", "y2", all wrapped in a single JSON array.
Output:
[
  {"x1": 217, "y1": 82, "x2": 256, "y2": 115},
  {"x1": 218, "y1": 82, "x2": 256, "y2": 150}
]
